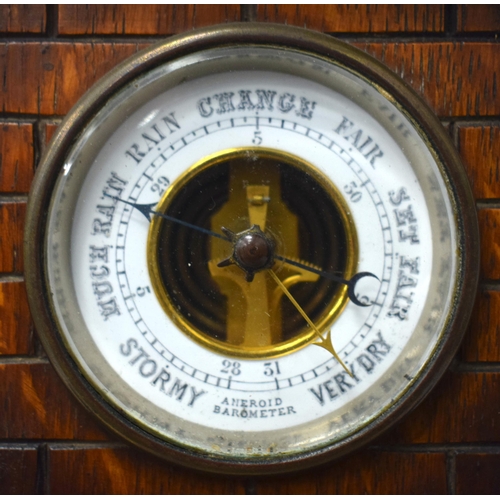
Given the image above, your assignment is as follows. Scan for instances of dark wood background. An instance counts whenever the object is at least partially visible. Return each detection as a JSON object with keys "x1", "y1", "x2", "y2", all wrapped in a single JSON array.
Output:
[{"x1": 1, "y1": 4, "x2": 499, "y2": 494}]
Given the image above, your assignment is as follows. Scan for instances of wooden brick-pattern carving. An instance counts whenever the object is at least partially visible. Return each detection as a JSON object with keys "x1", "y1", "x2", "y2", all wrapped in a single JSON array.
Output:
[
  {"x1": 382, "y1": 372, "x2": 500, "y2": 444},
  {"x1": 58, "y1": 5, "x2": 241, "y2": 35},
  {"x1": 455, "y1": 454, "x2": 500, "y2": 494},
  {"x1": 461, "y1": 291, "x2": 500, "y2": 362},
  {"x1": 0, "y1": 4, "x2": 498, "y2": 495},
  {"x1": 0, "y1": 43, "x2": 150, "y2": 116},
  {"x1": 0, "y1": 449, "x2": 38, "y2": 494},
  {"x1": 458, "y1": 126, "x2": 500, "y2": 199},
  {"x1": 0, "y1": 202, "x2": 25, "y2": 273},
  {"x1": 48, "y1": 448, "x2": 247, "y2": 494},
  {"x1": 0, "y1": 282, "x2": 33, "y2": 355},
  {"x1": 2, "y1": 42, "x2": 497, "y2": 118},
  {"x1": 0, "y1": 363, "x2": 111, "y2": 440},
  {"x1": 0, "y1": 5, "x2": 46, "y2": 33},
  {"x1": 0, "y1": 123, "x2": 34, "y2": 193},
  {"x1": 478, "y1": 210, "x2": 500, "y2": 280},
  {"x1": 254, "y1": 451, "x2": 447, "y2": 494},
  {"x1": 458, "y1": 5, "x2": 500, "y2": 33},
  {"x1": 257, "y1": 5, "x2": 444, "y2": 33},
  {"x1": 355, "y1": 42, "x2": 500, "y2": 117}
]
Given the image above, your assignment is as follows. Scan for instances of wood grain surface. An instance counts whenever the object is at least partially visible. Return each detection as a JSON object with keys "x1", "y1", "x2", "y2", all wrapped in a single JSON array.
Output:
[
  {"x1": 458, "y1": 125, "x2": 500, "y2": 199},
  {"x1": 256, "y1": 4, "x2": 445, "y2": 33},
  {"x1": 0, "y1": 5, "x2": 46, "y2": 33},
  {"x1": 458, "y1": 5, "x2": 500, "y2": 33},
  {"x1": 58, "y1": 4, "x2": 241, "y2": 35},
  {"x1": 1, "y1": 4, "x2": 499, "y2": 494}
]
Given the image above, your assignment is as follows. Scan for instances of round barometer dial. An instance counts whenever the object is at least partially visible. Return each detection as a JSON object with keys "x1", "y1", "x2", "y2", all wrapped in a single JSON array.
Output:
[{"x1": 25, "y1": 24, "x2": 479, "y2": 474}]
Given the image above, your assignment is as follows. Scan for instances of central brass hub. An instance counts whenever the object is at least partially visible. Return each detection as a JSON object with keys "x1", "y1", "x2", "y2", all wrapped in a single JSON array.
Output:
[
  {"x1": 148, "y1": 147, "x2": 358, "y2": 358},
  {"x1": 218, "y1": 225, "x2": 276, "y2": 282}
]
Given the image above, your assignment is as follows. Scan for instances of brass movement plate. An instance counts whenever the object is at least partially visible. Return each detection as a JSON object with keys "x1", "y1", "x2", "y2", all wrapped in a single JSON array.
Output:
[{"x1": 148, "y1": 148, "x2": 358, "y2": 358}]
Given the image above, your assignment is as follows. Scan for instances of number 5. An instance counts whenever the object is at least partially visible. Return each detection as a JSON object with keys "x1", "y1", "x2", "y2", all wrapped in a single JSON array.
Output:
[{"x1": 252, "y1": 131, "x2": 262, "y2": 145}]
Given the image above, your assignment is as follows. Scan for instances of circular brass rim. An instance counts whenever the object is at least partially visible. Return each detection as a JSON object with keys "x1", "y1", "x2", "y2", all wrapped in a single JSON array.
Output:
[
  {"x1": 24, "y1": 23, "x2": 480, "y2": 475},
  {"x1": 147, "y1": 147, "x2": 358, "y2": 359}
]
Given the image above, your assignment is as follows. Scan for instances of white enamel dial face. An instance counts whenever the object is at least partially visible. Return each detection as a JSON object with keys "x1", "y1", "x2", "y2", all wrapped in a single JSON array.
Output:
[{"x1": 44, "y1": 46, "x2": 458, "y2": 463}]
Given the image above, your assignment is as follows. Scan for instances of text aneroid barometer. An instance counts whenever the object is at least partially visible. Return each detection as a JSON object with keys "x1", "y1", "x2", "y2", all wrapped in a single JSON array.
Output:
[{"x1": 25, "y1": 24, "x2": 479, "y2": 474}]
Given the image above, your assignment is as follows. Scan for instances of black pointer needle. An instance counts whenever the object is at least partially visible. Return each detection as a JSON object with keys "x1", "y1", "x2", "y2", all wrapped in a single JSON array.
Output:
[
  {"x1": 274, "y1": 255, "x2": 379, "y2": 307},
  {"x1": 110, "y1": 195, "x2": 379, "y2": 306},
  {"x1": 106, "y1": 195, "x2": 231, "y2": 242}
]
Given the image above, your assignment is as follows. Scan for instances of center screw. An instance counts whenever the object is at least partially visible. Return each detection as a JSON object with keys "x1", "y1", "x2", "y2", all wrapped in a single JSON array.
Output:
[{"x1": 217, "y1": 225, "x2": 275, "y2": 282}]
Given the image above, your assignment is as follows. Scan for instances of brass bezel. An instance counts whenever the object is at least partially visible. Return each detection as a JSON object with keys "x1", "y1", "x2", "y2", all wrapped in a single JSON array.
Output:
[{"x1": 147, "y1": 147, "x2": 358, "y2": 359}]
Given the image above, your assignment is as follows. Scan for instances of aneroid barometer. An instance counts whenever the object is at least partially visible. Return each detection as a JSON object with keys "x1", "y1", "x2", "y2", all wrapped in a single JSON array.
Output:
[{"x1": 25, "y1": 24, "x2": 479, "y2": 474}]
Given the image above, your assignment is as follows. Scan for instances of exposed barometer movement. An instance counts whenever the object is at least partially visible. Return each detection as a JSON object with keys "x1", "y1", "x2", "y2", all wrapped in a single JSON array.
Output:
[{"x1": 25, "y1": 24, "x2": 479, "y2": 474}]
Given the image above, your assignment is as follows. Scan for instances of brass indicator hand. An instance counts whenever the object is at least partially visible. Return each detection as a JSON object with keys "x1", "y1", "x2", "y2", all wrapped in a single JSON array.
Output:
[
  {"x1": 269, "y1": 269, "x2": 353, "y2": 377},
  {"x1": 109, "y1": 195, "x2": 378, "y2": 307},
  {"x1": 274, "y1": 256, "x2": 379, "y2": 307}
]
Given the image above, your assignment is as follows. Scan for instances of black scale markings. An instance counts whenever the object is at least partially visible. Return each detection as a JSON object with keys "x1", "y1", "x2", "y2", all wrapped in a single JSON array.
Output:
[{"x1": 114, "y1": 116, "x2": 394, "y2": 392}]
